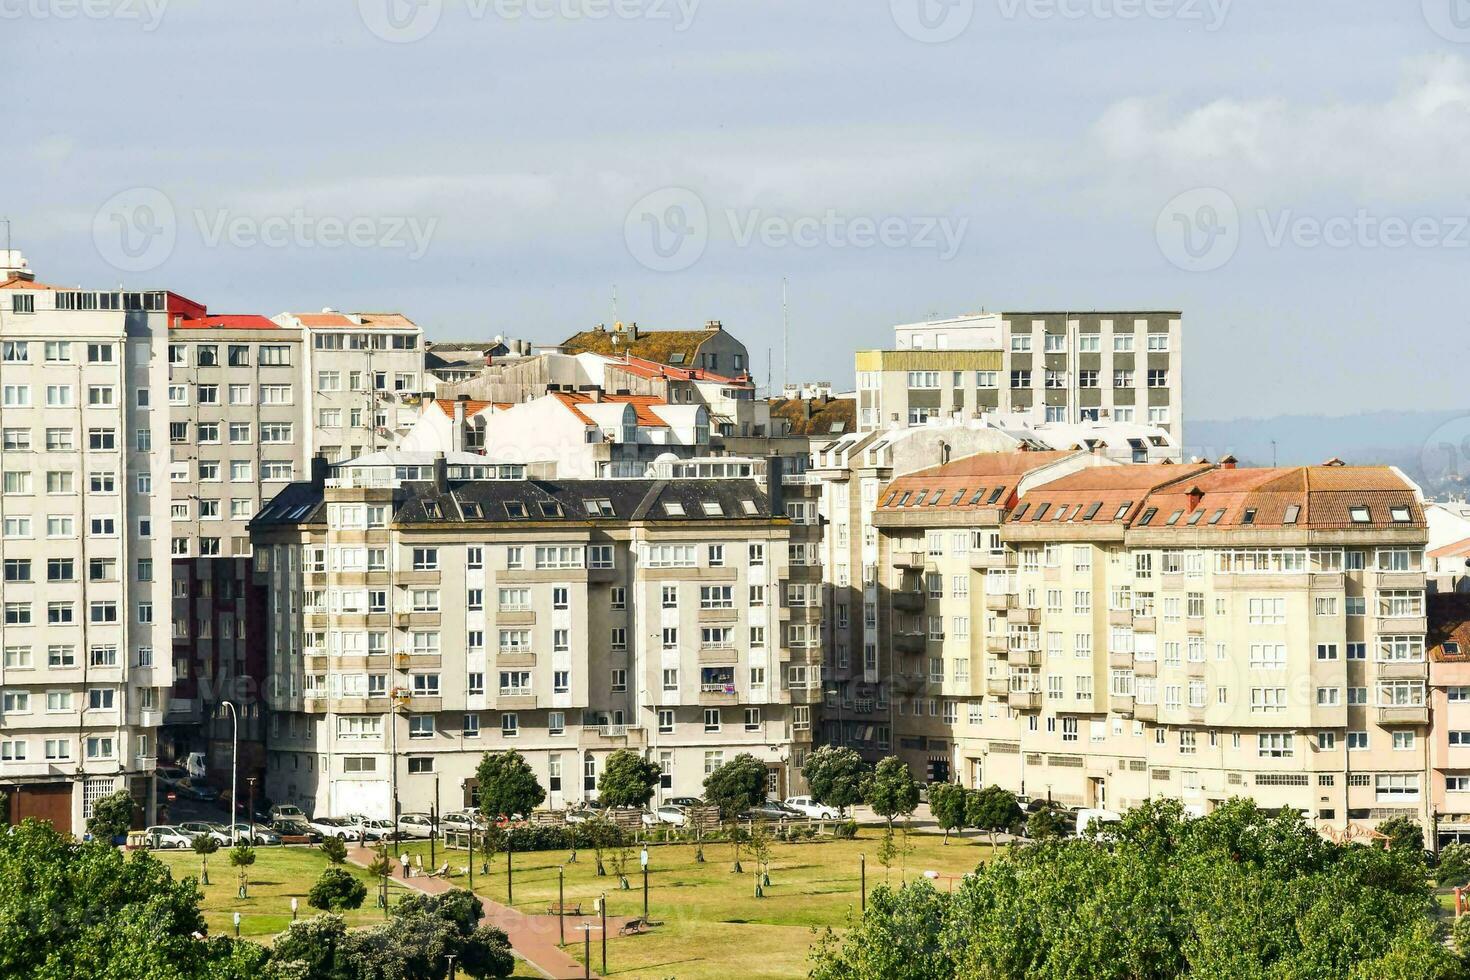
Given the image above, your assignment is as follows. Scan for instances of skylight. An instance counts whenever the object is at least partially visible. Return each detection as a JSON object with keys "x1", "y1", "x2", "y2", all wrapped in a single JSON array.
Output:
[
  {"x1": 1082, "y1": 502, "x2": 1102, "y2": 521},
  {"x1": 584, "y1": 498, "x2": 615, "y2": 517},
  {"x1": 1349, "y1": 506, "x2": 1370, "y2": 524},
  {"x1": 1208, "y1": 508, "x2": 1225, "y2": 525},
  {"x1": 702, "y1": 501, "x2": 723, "y2": 516},
  {"x1": 539, "y1": 501, "x2": 565, "y2": 518},
  {"x1": 1186, "y1": 509, "x2": 1204, "y2": 525},
  {"x1": 1137, "y1": 507, "x2": 1158, "y2": 526},
  {"x1": 1283, "y1": 504, "x2": 1300, "y2": 525},
  {"x1": 969, "y1": 488, "x2": 987, "y2": 505},
  {"x1": 986, "y1": 487, "x2": 1006, "y2": 505},
  {"x1": 1390, "y1": 506, "x2": 1411, "y2": 523},
  {"x1": 913, "y1": 491, "x2": 928, "y2": 507},
  {"x1": 504, "y1": 501, "x2": 527, "y2": 519},
  {"x1": 1165, "y1": 509, "x2": 1183, "y2": 526},
  {"x1": 1113, "y1": 502, "x2": 1132, "y2": 520},
  {"x1": 740, "y1": 500, "x2": 758, "y2": 515},
  {"x1": 1031, "y1": 503, "x2": 1050, "y2": 521},
  {"x1": 663, "y1": 501, "x2": 686, "y2": 517},
  {"x1": 1241, "y1": 508, "x2": 1256, "y2": 525},
  {"x1": 1012, "y1": 503, "x2": 1030, "y2": 520}
]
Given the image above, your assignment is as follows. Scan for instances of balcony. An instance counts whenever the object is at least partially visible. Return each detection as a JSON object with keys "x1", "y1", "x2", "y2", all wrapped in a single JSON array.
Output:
[
  {"x1": 1375, "y1": 615, "x2": 1428, "y2": 635},
  {"x1": 1375, "y1": 660, "x2": 1428, "y2": 681},
  {"x1": 1375, "y1": 571, "x2": 1427, "y2": 590},
  {"x1": 984, "y1": 634, "x2": 1009, "y2": 655},
  {"x1": 495, "y1": 610, "x2": 536, "y2": 627},
  {"x1": 1133, "y1": 702, "x2": 1157, "y2": 722},
  {"x1": 1108, "y1": 651, "x2": 1133, "y2": 670},
  {"x1": 698, "y1": 646, "x2": 739, "y2": 665},
  {"x1": 1133, "y1": 658, "x2": 1157, "y2": 677},
  {"x1": 985, "y1": 592, "x2": 1017, "y2": 612},
  {"x1": 1187, "y1": 705, "x2": 1207, "y2": 724},
  {"x1": 986, "y1": 676, "x2": 1010, "y2": 697},
  {"x1": 395, "y1": 569, "x2": 441, "y2": 585},
  {"x1": 1377, "y1": 705, "x2": 1428, "y2": 725},
  {"x1": 891, "y1": 590, "x2": 926, "y2": 613},
  {"x1": 698, "y1": 686, "x2": 739, "y2": 706},
  {"x1": 1109, "y1": 609, "x2": 1133, "y2": 626},
  {"x1": 969, "y1": 551, "x2": 1004, "y2": 570},
  {"x1": 1005, "y1": 647, "x2": 1042, "y2": 668},
  {"x1": 1132, "y1": 615, "x2": 1156, "y2": 633},
  {"x1": 893, "y1": 632, "x2": 928, "y2": 655},
  {"x1": 1007, "y1": 689, "x2": 1042, "y2": 711},
  {"x1": 578, "y1": 725, "x2": 646, "y2": 749},
  {"x1": 1186, "y1": 659, "x2": 1207, "y2": 678},
  {"x1": 495, "y1": 693, "x2": 536, "y2": 710},
  {"x1": 1110, "y1": 694, "x2": 1134, "y2": 715},
  {"x1": 1008, "y1": 606, "x2": 1042, "y2": 626},
  {"x1": 698, "y1": 605, "x2": 740, "y2": 623},
  {"x1": 495, "y1": 650, "x2": 536, "y2": 668},
  {"x1": 892, "y1": 551, "x2": 926, "y2": 570}
]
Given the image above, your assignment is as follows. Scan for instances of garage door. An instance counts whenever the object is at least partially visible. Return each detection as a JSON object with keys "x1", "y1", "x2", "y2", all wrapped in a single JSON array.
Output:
[{"x1": 8, "y1": 782, "x2": 73, "y2": 832}]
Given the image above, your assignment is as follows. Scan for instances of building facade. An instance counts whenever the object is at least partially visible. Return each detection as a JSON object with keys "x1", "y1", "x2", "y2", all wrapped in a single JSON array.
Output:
[{"x1": 250, "y1": 457, "x2": 814, "y2": 818}]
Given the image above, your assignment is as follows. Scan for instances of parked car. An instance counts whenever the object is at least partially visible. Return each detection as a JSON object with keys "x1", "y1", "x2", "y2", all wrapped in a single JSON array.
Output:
[
  {"x1": 441, "y1": 811, "x2": 486, "y2": 832},
  {"x1": 666, "y1": 797, "x2": 704, "y2": 809},
  {"x1": 176, "y1": 781, "x2": 220, "y2": 802},
  {"x1": 563, "y1": 806, "x2": 597, "y2": 825},
  {"x1": 269, "y1": 804, "x2": 309, "y2": 823},
  {"x1": 308, "y1": 817, "x2": 361, "y2": 840},
  {"x1": 360, "y1": 818, "x2": 397, "y2": 841},
  {"x1": 147, "y1": 825, "x2": 194, "y2": 850},
  {"x1": 271, "y1": 820, "x2": 322, "y2": 843},
  {"x1": 155, "y1": 766, "x2": 190, "y2": 787},
  {"x1": 176, "y1": 822, "x2": 233, "y2": 845},
  {"x1": 397, "y1": 813, "x2": 435, "y2": 838},
  {"x1": 646, "y1": 804, "x2": 687, "y2": 827},
  {"x1": 740, "y1": 801, "x2": 802, "y2": 822},
  {"x1": 225, "y1": 823, "x2": 282, "y2": 846},
  {"x1": 783, "y1": 796, "x2": 840, "y2": 819}
]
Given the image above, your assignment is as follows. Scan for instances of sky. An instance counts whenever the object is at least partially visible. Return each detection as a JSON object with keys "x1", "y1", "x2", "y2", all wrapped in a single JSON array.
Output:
[{"x1": 5, "y1": 1, "x2": 1470, "y2": 424}]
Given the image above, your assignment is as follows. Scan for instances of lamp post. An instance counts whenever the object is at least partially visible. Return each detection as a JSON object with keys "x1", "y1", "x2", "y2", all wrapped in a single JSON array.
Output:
[
  {"x1": 575, "y1": 923, "x2": 594, "y2": 980},
  {"x1": 446, "y1": 953, "x2": 457, "y2": 980},
  {"x1": 558, "y1": 866, "x2": 565, "y2": 945},
  {"x1": 290, "y1": 897, "x2": 298, "y2": 921},
  {"x1": 219, "y1": 702, "x2": 239, "y2": 846},
  {"x1": 430, "y1": 775, "x2": 439, "y2": 869},
  {"x1": 599, "y1": 893, "x2": 607, "y2": 975},
  {"x1": 245, "y1": 777, "x2": 256, "y2": 833},
  {"x1": 467, "y1": 826, "x2": 475, "y2": 892},
  {"x1": 232, "y1": 912, "x2": 240, "y2": 938},
  {"x1": 860, "y1": 853, "x2": 866, "y2": 913},
  {"x1": 506, "y1": 837, "x2": 513, "y2": 904},
  {"x1": 640, "y1": 846, "x2": 649, "y2": 919}
]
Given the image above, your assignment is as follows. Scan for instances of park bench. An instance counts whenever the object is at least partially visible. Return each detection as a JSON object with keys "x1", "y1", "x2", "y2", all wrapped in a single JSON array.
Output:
[
  {"x1": 548, "y1": 903, "x2": 583, "y2": 917},
  {"x1": 618, "y1": 918, "x2": 646, "y2": 936}
]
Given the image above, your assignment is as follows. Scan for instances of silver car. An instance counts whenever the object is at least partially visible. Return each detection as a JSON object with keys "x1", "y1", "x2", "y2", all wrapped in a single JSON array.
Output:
[
  {"x1": 147, "y1": 825, "x2": 194, "y2": 849},
  {"x1": 397, "y1": 813, "x2": 435, "y2": 838}
]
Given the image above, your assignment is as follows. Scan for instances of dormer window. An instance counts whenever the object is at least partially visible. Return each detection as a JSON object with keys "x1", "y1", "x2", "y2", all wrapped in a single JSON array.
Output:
[
  {"x1": 1349, "y1": 506, "x2": 1371, "y2": 524},
  {"x1": 423, "y1": 502, "x2": 443, "y2": 519}
]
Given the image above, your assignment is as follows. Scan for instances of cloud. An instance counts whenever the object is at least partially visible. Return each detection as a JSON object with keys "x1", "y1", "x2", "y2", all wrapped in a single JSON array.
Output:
[{"x1": 1087, "y1": 54, "x2": 1470, "y2": 207}]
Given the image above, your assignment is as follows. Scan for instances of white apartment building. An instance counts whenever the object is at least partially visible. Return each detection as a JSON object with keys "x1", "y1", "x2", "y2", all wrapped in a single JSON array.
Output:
[
  {"x1": 0, "y1": 259, "x2": 174, "y2": 831},
  {"x1": 250, "y1": 455, "x2": 814, "y2": 818},
  {"x1": 874, "y1": 455, "x2": 1431, "y2": 831},
  {"x1": 857, "y1": 311, "x2": 1184, "y2": 450}
]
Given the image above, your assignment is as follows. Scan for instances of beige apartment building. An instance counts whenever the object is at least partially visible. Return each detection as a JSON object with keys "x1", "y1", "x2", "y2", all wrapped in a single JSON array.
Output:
[
  {"x1": 0, "y1": 257, "x2": 175, "y2": 831},
  {"x1": 876, "y1": 454, "x2": 1431, "y2": 831},
  {"x1": 249, "y1": 456, "x2": 813, "y2": 818},
  {"x1": 857, "y1": 311, "x2": 1184, "y2": 450}
]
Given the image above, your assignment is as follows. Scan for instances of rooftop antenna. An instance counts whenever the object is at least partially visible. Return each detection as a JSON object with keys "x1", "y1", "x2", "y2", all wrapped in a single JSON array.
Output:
[
  {"x1": 766, "y1": 347, "x2": 772, "y2": 399},
  {"x1": 611, "y1": 284, "x2": 618, "y2": 322},
  {"x1": 781, "y1": 276, "x2": 790, "y2": 394}
]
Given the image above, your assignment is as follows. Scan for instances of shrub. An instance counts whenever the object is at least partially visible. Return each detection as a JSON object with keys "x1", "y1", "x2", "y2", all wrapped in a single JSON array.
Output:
[
  {"x1": 318, "y1": 835, "x2": 348, "y2": 864},
  {"x1": 1438, "y1": 842, "x2": 1470, "y2": 886},
  {"x1": 87, "y1": 789, "x2": 135, "y2": 842},
  {"x1": 833, "y1": 820, "x2": 859, "y2": 840},
  {"x1": 308, "y1": 866, "x2": 368, "y2": 911}
]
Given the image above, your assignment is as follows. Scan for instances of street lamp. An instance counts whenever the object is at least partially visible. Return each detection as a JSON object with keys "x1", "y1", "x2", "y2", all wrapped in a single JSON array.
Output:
[
  {"x1": 232, "y1": 912, "x2": 241, "y2": 938},
  {"x1": 640, "y1": 846, "x2": 649, "y2": 919},
  {"x1": 575, "y1": 923, "x2": 595, "y2": 980},
  {"x1": 245, "y1": 777, "x2": 256, "y2": 833},
  {"x1": 219, "y1": 702, "x2": 239, "y2": 847},
  {"x1": 558, "y1": 866, "x2": 565, "y2": 945},
  {"x1": 290, "y1": 897, "x2": 298, "y2": 921}
]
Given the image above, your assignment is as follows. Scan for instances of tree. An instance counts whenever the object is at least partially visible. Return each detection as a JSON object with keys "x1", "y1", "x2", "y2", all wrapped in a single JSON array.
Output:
[
  {"x1": 703, "y1": 754, "x2": 769, "y2": 873},
  {"x1": 230, "y1": 843, "x2": 257, "y2": 899},
  {"x1": 319, "y1": 834, "x2": 348, "y2": 865},
  {"x1": 193, "y1": 832, "x2": 221, "y2": 885},
  {"x1": 1438, "y1": 842, "x2": 1470, "y2": 887},
  {"x1": 87, "y1": 788, "x2": 135, "y2": 843},
  {"x1": 928, "y1": 783, "x2": 968, "y2": 843},
  {"x1": 1376, "y1": 816, "x2": 1426, "y2": 856},
  {"x1": 302, "y1": 888, "x2": 515, "y2": 979},
  {"x1": 583, "y1": 816, "x2": 622, "y2": 877},
  {"x1": 811, "y1": 799, "x2": 1462, "y2": 980},
  {"x1": 863, "y1": 757, "x2": 920, "y2": 830},
  {"x1": 474, "y1": 750, "x2": 546, "y2": 821},
  {"x1": 802, "y1": 746, "x2": 869, "y2": 815},
  {"x1": 308, "y1": 866, "x2": 368, "y2": 911},
  {"x1": 366, "y1": 843, "x2": 395, "y2": 910},
  {"x1": 966, "y1": 785, "x2": 1022, "y2": 850},
  {"x1": 1025, "y1": 801, "x2": 1067, "y2": 841},
  {"x1": 0, "y1": 819, "x2": 265, "y2": 978},
  {"x1": 597, "y1": 748, "x2": 661, "y2": 810}
]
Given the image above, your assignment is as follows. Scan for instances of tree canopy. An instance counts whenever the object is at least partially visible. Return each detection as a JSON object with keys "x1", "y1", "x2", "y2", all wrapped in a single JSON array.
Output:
[
  {"x1": 801, "y1": 746, "x2": 869, "y2": 813},
  {"x1": 966, "y1": 785, "x2": 1022, "y2": 847},
  {"x1": 927, "y1": 783, "x2": 968, "y2": 842},
  {"x1": 86, "y1": 789, "x2": 135, "y2": 842},
  {"x1": 702, "y1": 753, "x2": 769, "y2": 820},
  {"x1": 474, "y1": 749, "x2": 546, "y2": 820},
  {"x1": 596, "y1": 748, "x2": 662, "y2": 809},
  {"x1": 811, "y1": 798, "x2": 1460, "y2": 980},
  {"x1": 863, "y1": 757, "x2": 920, "y2": 827}
]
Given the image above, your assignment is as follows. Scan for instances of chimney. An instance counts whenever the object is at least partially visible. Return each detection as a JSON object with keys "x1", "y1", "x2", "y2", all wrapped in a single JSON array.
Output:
[
  {"x1": 1220, "y1": 454, "x2": 1237, "y2": 469},
  {"x1": 1323, "y1": 457, "x2": 1346, "y2": 467},
  {"x1": 433, "y1": 453, "x2": 449, "y2": 493},
  {"x1": 766, "y1": 456, "x2": 786, "y2": 517},
  {"x1": 1186, "y1": 485, "x2": 1204, "y2": 512},
  {"x1": 452, "y1": 398, "x2": 466, "y2": 453},
  {"x1": 310, "y1": 453, "x2": 330, "y2": 490},
  {"x1": 705, "y1": 319, "x2": 722, "y2": 332}
]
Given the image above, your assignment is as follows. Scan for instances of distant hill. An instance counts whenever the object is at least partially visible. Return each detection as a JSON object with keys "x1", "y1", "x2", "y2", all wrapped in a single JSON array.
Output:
[{"x1": 1186, "y1": 409, "x2": 1470, "y2": 496}]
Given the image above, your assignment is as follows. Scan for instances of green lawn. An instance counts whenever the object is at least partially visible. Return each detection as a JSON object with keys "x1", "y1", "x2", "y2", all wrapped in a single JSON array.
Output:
[
  {"x1": 390, "y1": 829, "x2": 993, "y2": 980},
  {"x1": 153, "y1": 845, "x2": 412, "y2": 940}
]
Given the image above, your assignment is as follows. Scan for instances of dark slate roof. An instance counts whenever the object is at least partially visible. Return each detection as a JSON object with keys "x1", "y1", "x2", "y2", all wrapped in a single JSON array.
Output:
[{"x1": 252, "y1": 478, "x2": 778, "y2": 529}]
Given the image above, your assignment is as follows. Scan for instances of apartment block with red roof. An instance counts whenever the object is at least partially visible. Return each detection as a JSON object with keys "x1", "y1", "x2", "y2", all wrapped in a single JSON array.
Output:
[{"x1": 872, "y1": 452, "x2": 1431, "y2": 836}]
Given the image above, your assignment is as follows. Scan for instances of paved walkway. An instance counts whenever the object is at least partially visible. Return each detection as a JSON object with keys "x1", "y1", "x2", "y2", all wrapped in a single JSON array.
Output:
[{"x1": 346, "y1": 845, "x2": 633, "y2": 979}]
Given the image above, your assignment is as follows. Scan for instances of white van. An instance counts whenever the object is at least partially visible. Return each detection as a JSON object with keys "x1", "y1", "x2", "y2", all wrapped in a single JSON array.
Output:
[{"x1": 1075, "y1": 808, "x2": 1122, "y2": 837}]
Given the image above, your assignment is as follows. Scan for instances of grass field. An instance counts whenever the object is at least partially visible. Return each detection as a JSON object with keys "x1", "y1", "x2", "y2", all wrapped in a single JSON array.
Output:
[
  {"x1": 153, "y1": 845, "x2": 412, "y2": 940},
  {"x1": 391, "y1": 828, "x2": 994, "y2": 980}
]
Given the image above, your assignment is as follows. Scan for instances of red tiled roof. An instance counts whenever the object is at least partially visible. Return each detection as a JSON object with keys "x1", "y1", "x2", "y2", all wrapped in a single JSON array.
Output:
[
  {"x1": 607, "y1": 353, "x2": 747, "y2": 385},
  {"x1": 1429, "y1": 536, "x2": 1470, "y2": 560},
  {"x1": 433, "y1": 399, "x2": 495, "y2": 419},
  {"x1": 1139, "y1": 466, "x2": 1422, "y2": 530},
  {"x1": 1008, "y1": 463, "x2": 1213, "y2": 526},
  {"x1": 0, "y1": 277, "x2": 59, "y2": 291},
  {"x1": 172, "y1": 314, "x2": 279, "y2": 331},
  {"x1": 878, "y1": 451, "x2": 1078, "y2": 512},
  {"x1": 1429, "y1": 594, "x2": 1470, "y2": 663},
  {"x1": 551, "y1": 392, "x2": 672, "y2": 427}
]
